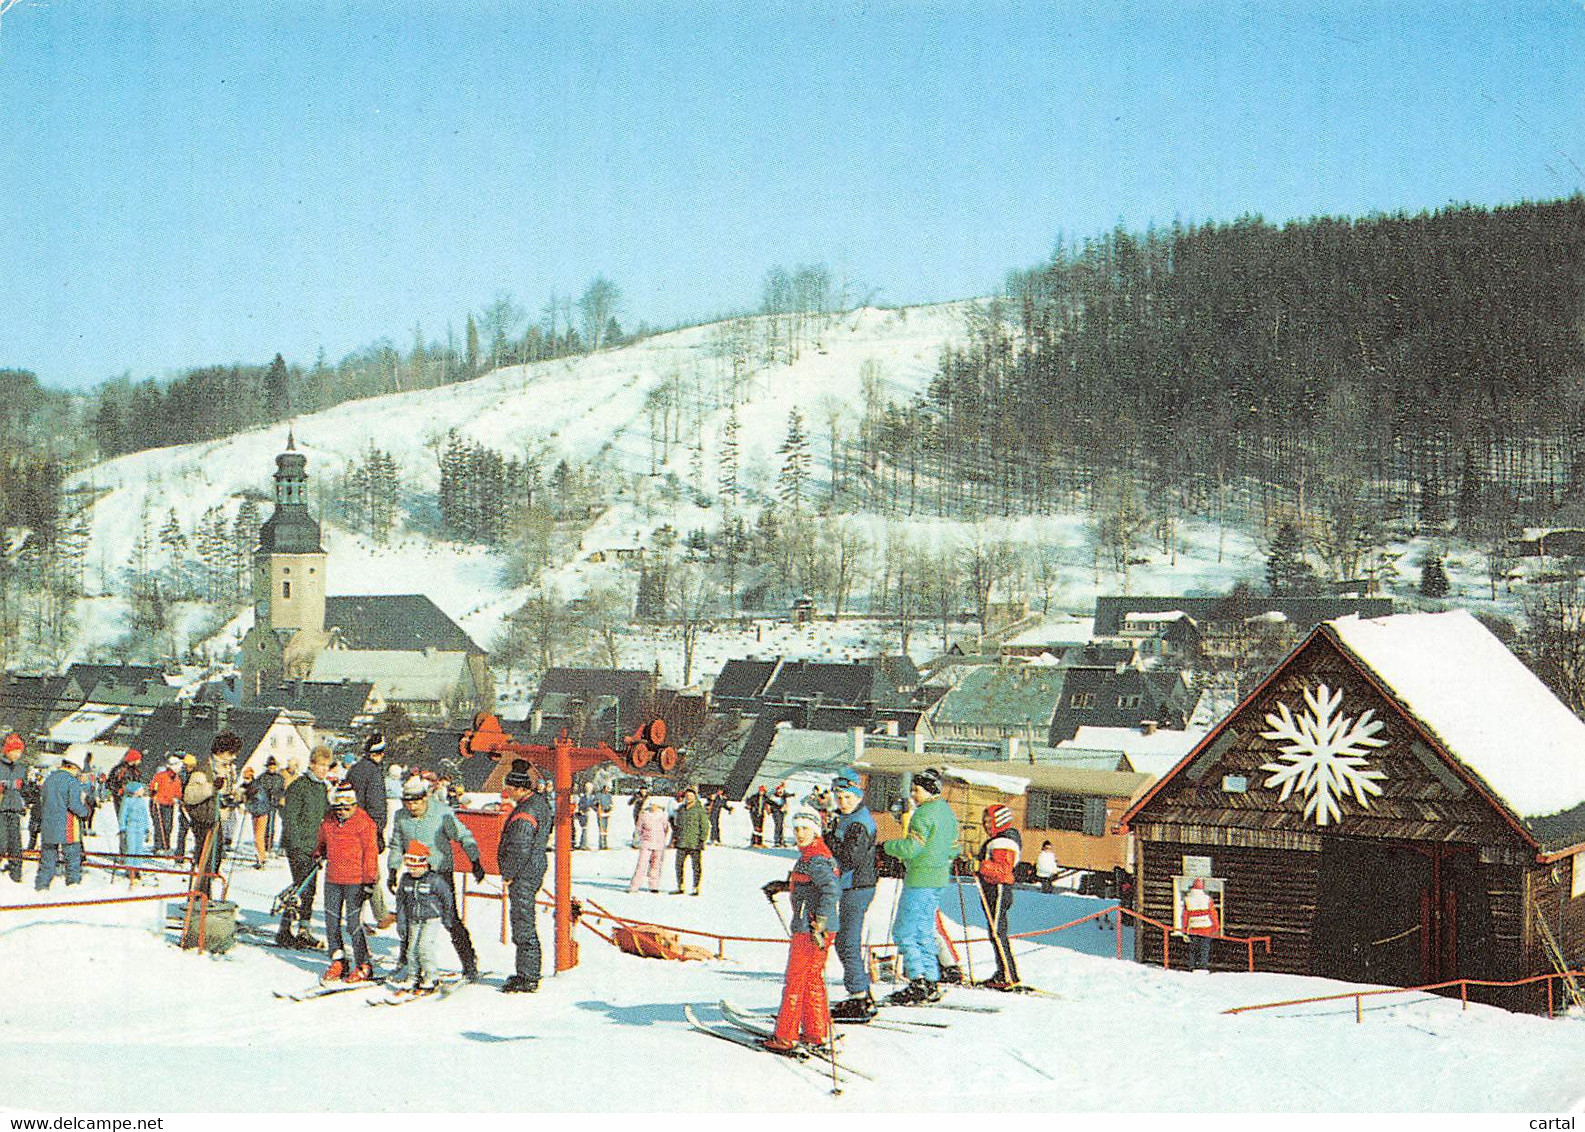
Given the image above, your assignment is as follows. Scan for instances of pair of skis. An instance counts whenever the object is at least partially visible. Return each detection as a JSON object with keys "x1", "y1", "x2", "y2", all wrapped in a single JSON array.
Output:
[
  {"x1": 275, "y1": 973, "x2": 465, "y2": 1005},
  {"x1": 683, "y1": 1002, "x2": 873, "y2": 1084}
]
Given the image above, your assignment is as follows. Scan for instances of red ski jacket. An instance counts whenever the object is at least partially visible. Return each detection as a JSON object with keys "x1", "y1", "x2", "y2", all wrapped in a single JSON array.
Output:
[{"x1": 314, "y1": 807, "x2": 380, "y2": 885}]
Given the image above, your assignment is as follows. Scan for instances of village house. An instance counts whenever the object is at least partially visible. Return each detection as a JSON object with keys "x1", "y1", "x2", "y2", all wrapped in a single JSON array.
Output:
[
  {"x1": 1122, "y1": 610, "x2": 1585, "y2": 1011},
  {"x1": 131, "y1": 702, "x2": 315, "y2": 779}
]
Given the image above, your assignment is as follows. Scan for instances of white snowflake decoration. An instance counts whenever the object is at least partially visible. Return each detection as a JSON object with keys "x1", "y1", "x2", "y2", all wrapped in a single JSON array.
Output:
[{"x1": 1259, "y1": 682, "x2": 1388, "y2": 826}]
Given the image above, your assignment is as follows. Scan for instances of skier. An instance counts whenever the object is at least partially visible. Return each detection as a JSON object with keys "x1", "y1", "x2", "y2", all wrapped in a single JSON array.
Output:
[
  {"x1": 173, "y1": 754, "x2": 197, "y2": 860},
  {"x1": 391, "y1": 838, "x2": 456, "y2": 993},
  {"x1": 1180, "y1": 877, "x2": 1221, "y2": 971},
  {"x1": 117, "y1": 779, "x2": 152, "y2": 882},
  {"x1": 313, "y1": 782, "x2": 379, "y2": 982},
  {"x1": 706, "y1": 787, "x2": 729, "y2": 845},
  {"x1": 256, "y1": 757, "x2": 286, "y2": 858},
  {"x1": 827, "y1": 769, "x2": 878, "y2": 1023},
  {"x1": 498, "y1": 759, "x2": 552, "y2": 993},
  {"x1": 388, "y1": 776, "x2": 486, "y2": 981},
  {"x1": 35, "y1": 755, "x2": 92, "y2": 890},
  {"x1": 149, "y1": 757, "x2": 183, "y2": 855},
  {"x1": 975, "y1": 803, "x2": 1021, "y2": 989},
  {"x1": 345, "y1": 731, "x2": 396, "y2": 930},
  {"x1": 672, "y1": 784, "x2": 708, "y2": 895},
  {"x1": 746, "y1": 786, "x2": 768, "y2": 847},
  {"x1": 769, "y1": 782, "x2": 790, "y2": 846},
  {"x1": 628, "y1": 795, "x2": 671, "y2": 893},
  {"x1": 592, "y1": 783, "x2": 613, "y2": 849},
  {"x1": 104, "y1": 749, "x2": 142, "y2": 830},
  {"x1": 880, "y1": 767, "x2": 959, "y2": 1005},
  {"x1": 182, "y1": 737, "x2": 232, "y2": 896},
  {"x1": 758, "y1": 807, "x2": 839, "y2": 1053},
  {"x1": 278, "y1": 746, "x2": 333, "y2": 948},
  {"x1": 0, "y1": 734, "x2": 27, "y2": 882}
]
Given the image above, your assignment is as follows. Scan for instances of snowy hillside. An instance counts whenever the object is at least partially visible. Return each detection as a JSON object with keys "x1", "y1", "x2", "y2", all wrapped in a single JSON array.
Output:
[
  {"x1": 4, "y1": 804, "x2": 1583, "y2": 1114},
  {"x1": 62, "y1": 304, "x2": 973, "y2": 663}
]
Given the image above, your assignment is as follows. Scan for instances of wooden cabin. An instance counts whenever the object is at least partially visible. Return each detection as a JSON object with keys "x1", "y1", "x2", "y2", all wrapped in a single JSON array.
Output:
[
  {"x1": 854, "y1": 750, "x2": 1150, "y2": 871},
  {"x1": 1122, "y1": 610, "x2": 1585, "y2": 1011}
]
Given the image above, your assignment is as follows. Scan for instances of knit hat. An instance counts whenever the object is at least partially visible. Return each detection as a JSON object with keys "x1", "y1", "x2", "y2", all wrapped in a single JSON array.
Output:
[
  {"x1": 127, "y1": 779, "x2": 146, "y2": 795},
  {"x1": 331, "y1": 784, "x2": 357, "y2": 807},
  {"x1": 401, "y1": 776, "x2": 427, "y2": 800},
  {"x1": 125, "y1": 749, "x2": 141, "y2": 764},
  {"x1": 211, "y1": 731, "x2": 241, "y2": 756},
  {"x1": 912, "y1": 767, "x2": 944, "y2": 795},
  {"x1": 645, "y1": 794, "x2": 669, "y2": 809},
  {"x1": 403, "y1": 840, "x2": 430, "y2": 869},
  {"x1": 3, "y1": 733, "x2": 23, "y2": 756},
  {"x1": 831, "y1": 769, "x2": 862, "y2": 797},
  {"x1": 983, "y1": 804, "x2": 1013, "y2": 834},
  {"x1": 363, "y1": 732, "x2": 387, "y2": 755},
  {"x1": 183, "y1": 754, "x2": 198, "y2": 769},
  {"x1": 503, "y1": 759, "x2": 537, "y2": 789},
  {"x1": 790, "y1": 807, "x2": 823, "y2": 833},
  {"x1": 166, "y1": 756, "x2": 182, "y2": 770}
]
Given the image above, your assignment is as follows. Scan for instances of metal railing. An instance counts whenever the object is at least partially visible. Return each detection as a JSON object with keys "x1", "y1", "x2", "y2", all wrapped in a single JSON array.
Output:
[{"x1": 1225, "y1": 968, "x2": 1585, "y2": 1021}]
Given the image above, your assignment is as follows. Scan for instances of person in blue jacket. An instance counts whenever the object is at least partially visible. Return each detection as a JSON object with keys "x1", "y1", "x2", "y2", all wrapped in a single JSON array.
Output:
[
  {"x1": 391, "y1": 839, "x2": 457, "y2": 992},
  {"x1": 36, "y1": 755, "x2": 92, "y2": 890},
  {"x1": 826, "y1": 769, "x2": 879, "y2": 1023},
  {"x1": 497, "y1": 759, "x2": 552, "y2": 993},
  {"x1": 117, "y1": 779, "x2": 153, "y2": 882}
]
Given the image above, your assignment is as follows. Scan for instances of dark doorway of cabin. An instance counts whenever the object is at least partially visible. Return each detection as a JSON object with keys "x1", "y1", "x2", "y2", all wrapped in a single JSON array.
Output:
[{"x1": 1314, "y1": 837, "x2": 1486, "y2": 989}]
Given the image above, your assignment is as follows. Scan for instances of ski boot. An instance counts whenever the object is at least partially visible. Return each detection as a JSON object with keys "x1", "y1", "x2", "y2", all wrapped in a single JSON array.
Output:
[
  {"x1": 759, "y1": 1036, "x2": 800, "y2": 1055},
  {"x1": 829, "y1": 992, "x2": 877, "y2": 1023},
  {"x1": 274, "y1": 919, "x2": 297, "y2": 949},
  {"x1": 501, "y1": 975, "x2": 539, "y2": 993},
  {"x1": 938, "y1": 964, "x2": 963, "y2": 985},
  {"x1": 885, "y1": 978, "x2": 938, "y2": 1006},
  {"x1": 322, "y1": 950, "x2": 346, "y2": 983},
  {"x1": 344, "y1": 962, "x2": 374, "y2": 984},
  {"x1": 293, "y1": 928, "x2": 323, "y2": 950}
]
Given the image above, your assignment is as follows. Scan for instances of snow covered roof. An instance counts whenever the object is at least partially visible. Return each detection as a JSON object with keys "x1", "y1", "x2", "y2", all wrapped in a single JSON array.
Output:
[
  {"x1": 1328, "y1": 610, "x2": 1585, "y2": 825},
  {"x1": 1060, "y1": 725, "x2": 1209, "y2": 778},
  {"x1": 310, "y1": 649, "x2": 469, "y2": 702},
  {"x1": 44, "y1": 709, "x2": 123, "y2": 745}
]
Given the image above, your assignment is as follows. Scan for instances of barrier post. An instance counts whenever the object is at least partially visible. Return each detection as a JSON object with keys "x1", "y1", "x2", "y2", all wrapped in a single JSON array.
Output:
[{"x1": 1355, "y1": 994, "x2": 1362, "y2": 1024}]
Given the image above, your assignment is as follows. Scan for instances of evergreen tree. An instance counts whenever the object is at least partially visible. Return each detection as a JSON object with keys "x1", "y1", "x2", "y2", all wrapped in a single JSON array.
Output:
[
  {"x1": 718, "y1": 407, "x2": 740, "y2": 506},
  {"x1": 465, "y1": 315, "x2": 480, "y2": 377},
  {"x1": 1420, "y1": 553, "x2": 1451, "y2": 598},
  {"x1": 263, "y1": 353, "x2": 290, "y2": 416},
  {"x1": 777, "y1": 408, "x2": 811, "y2": 511},
  {"x1": 1265, "y1": 523, "x2": 1314, "y2": 596}
]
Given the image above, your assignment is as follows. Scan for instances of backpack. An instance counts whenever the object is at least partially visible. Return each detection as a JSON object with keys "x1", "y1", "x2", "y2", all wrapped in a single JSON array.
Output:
[{"x1": 182, "y1": 768, "x2": 218, "y2": 824}]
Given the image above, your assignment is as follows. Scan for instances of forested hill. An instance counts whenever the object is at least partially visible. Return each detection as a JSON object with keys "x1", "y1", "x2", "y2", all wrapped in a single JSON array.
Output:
[{"x1": 866, "y1": 195, "x2": 1585, "y2": 536}]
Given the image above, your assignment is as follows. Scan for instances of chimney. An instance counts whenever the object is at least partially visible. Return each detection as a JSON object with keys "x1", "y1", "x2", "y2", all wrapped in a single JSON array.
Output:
[
  {"x1": 531, "y1": 710, "x2": 543, "y2": 735},
  {"x1": 217, "y1": 702, "x2": 229, "y2": 729},
  {"x1": 1140, "y1": 720, "x2": 1158, "y2": 735},
  {"x1": 880, "y1": 719, "x2": 899, "y2": 737},
  {"x1": 851, "y1": 726, "x2": 865, "y2": 761},
  {"x1": 1003, "y1": 735, "x2": 1020, "y2": 762},
  {"x1": 178, "y1": 700, "x2": 189, "y2": 728},
  {"x1": 910, "y1": 729, "x2": 926, "y2": 755}
]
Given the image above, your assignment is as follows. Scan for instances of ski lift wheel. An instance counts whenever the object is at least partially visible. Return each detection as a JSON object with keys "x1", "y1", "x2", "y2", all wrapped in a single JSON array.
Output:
[
  {"x1": 645, "y1": 718, "x2": 668, "y2": 746},
  {"x1": 629, "y1": 742, "x2": 653, "y2": 770},
  {"x1": 658, "y1": 746, "x2": 679, "y2": 773}
]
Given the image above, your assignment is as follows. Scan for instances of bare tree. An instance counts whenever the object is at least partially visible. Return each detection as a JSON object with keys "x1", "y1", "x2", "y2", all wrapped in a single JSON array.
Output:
[
  {"x1": 577, "y1": 275, "x2": 623, "y2": 352},
  {"x1": 828, "y1": 522, "x2": 870, "y2": 620},
  {"x1": 578, "y1": 583, "x2": 630, "y2": 668},
  {"x1": 480, "y1": 291, "x2": 525, "y2": 371},
  {"x1": 670, "y1": 564, "x2": 716, "y2": 687}
]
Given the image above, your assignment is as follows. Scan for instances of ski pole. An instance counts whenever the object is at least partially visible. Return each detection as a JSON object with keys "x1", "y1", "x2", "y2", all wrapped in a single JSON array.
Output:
[
  {"x1": 823, "y1": 962, "x2": 842, "y2": 1098},
  {"x1": 954, "y1": 870, "x2": 976, "y2": 986},
  {"x1": 764, "y1": 888, "x2": 791, "y2": 936}
]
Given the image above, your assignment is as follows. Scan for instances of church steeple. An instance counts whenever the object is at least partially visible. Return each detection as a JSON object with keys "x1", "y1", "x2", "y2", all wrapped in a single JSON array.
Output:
[{"x1": 252, "y1": 433, "x2": 327, "y2": 637}]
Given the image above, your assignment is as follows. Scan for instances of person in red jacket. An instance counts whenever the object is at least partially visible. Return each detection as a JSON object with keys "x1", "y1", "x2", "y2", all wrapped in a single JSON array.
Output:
[
  {"x1": 148, "y1": 757, "x2": 183, "y2": 856},
  {"x1": 975, "y1": 804, "x2": 1022, "y2": 989},
  {"x1": 758, "y1": 808, "x2": 840, "y2": 1053},
  {"x1": 1180, "y1": 877, "x2": 1221, "y2": 971},
  {"x1": 313, "y1": 783, "x2": 380, "y2": 982}
]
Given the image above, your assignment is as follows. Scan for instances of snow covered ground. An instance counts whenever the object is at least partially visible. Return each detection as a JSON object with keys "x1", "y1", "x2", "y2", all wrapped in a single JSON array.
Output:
[{"x1": 2, "y1": 802, "x2": 1582, "y2": 1114}]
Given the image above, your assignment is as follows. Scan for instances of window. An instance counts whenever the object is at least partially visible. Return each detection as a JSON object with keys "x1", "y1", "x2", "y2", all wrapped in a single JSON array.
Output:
[
  {"x1": 1070, "y1": 692, "x2": 1096, "y2": 709},
  {"x1": 863, "y1": 772, "x2": 906, "y2": 815},
  {"x1": 282, "y1": 581, "x2": 291, "y2": 599},
  {"x1": 1028, "y1": 791, "x2": 1108, "y2": 836},
  {"x1": 1117, "y1": 694, "x2": 1142, "y2": 709},
  {"x1": 1574, "y1": 854, "x2": 1585, "y2": 900}
]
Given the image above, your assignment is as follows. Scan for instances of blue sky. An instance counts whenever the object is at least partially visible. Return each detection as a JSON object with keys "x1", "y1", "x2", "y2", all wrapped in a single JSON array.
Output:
[{"x1": 2, "y1": 2, "x2": 1583, "y2": 390}]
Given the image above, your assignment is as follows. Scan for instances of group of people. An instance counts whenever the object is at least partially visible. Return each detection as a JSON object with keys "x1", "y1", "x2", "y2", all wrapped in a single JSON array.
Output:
[
  {"x1": 755, "y1": 766, "x2": 1031, "y2": 1053},
  {"x1": 626, "y1": 784, "x2": 710, "y2": 895},
  {"x1": 274, "y1": 733, "x2": 549, "y2": 995}
]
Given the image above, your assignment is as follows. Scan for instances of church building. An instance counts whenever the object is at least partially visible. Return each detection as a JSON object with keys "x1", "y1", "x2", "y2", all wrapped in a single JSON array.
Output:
[{"x1": 238, "y1": 434, "x2": 492, "y2": 721}]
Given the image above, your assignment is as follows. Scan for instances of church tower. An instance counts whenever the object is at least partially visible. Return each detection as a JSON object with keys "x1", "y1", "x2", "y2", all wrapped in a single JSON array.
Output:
[
  {"x1": 240, "y1": 431, "x2": 330, "y2": 699},
  {"x1": 253, "y1": 430, "x2": 327, "y2": 634}
]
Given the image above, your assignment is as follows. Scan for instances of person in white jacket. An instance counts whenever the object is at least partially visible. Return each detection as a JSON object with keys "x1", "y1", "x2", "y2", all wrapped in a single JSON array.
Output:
[
  {"x1": 628, "y1": 796, "x2": 672, "y2": 892},
  {"x1": 1035, "y1": 840, "x2": 1058, "y2": 893}
]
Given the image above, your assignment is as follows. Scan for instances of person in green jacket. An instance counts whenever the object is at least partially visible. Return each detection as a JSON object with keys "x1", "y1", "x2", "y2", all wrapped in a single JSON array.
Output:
[
  {"x1": 881, "y1": 767, "x2": 960, "y2": 1005},
  {"x1": 276, "y1": 746, "x2": 333, "y2": 948},
  {"x1": 672, "y1": 784, "x2": 710, "y2": 895}
]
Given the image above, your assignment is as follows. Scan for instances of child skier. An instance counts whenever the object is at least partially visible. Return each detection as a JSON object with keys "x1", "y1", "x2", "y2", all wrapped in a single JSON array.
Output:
[
  {"x1": 759, "y1": 807, "x2": 840, "y2": 1053},
  {"x1": 392, "y1": 839, "x2": 456, "y2": 992},
  {"x1": 117, "y1": 778, "x2": 152, "y2": 883}
]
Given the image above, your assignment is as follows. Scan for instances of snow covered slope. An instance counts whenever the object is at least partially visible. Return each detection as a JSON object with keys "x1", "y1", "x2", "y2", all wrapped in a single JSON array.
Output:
[{"x1": 2, "y1": 803, "x2": 1581, "y2": 1114}]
